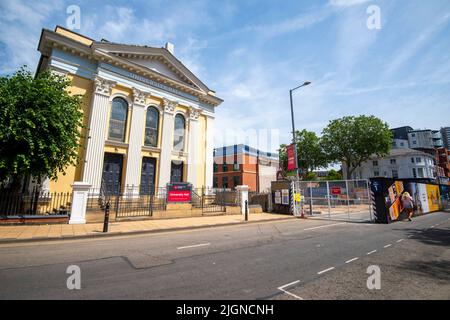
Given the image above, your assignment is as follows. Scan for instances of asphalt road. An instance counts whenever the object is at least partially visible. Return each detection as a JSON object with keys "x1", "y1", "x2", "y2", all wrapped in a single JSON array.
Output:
[{"x1": 0, "y1": 211, "x2": 448, "y2": 300}]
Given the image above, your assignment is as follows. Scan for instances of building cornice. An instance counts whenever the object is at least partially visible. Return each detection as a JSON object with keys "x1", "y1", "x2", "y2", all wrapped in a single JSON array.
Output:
[{"x1": 37, "y1": 28, "x2": 223, "y2": 108}]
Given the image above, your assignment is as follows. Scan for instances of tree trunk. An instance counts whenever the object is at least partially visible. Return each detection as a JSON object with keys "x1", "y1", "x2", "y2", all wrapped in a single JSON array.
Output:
[{"x1": 346, "y1": 163, "x2": 353, "y2": 180}]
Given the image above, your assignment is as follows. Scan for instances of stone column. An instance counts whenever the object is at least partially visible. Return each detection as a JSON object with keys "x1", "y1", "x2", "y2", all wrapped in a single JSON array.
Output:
[
  {"x1": 82, "y1": 77, "x2": 116, "y2": 191},
  {"x1": 69, "y1": 182, "x2": 92, "y2": 224},
  {"x1": 204, "y1": 116, "x2": 215, "y2": 189},
  {"x1": 124, "y1": 88, "x2": 150, "y2": 196},
  {"x1": 158, "y1": 98, "x2": 176, "y2": 189},
  {"x1": 236, "y1": 185, "x2": 249, "y2": 215},
  {"x1": 187, "y1": 107, "x2": 200, "y2": 188}
]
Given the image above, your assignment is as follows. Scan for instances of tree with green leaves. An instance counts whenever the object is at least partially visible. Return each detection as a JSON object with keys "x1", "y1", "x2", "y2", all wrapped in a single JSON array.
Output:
[
  {"x1": 325, "y1": 169, "x2": 342, "y2": 181},
  {"x1": 0, "y1": 67, "x2": 83, "y2": 189},
  {"x1": 321, "y1": 115, "x2": 392, "y2": 180},
  {"x1": 279, "y1": 129, "x2": 329, "y2": 178}
]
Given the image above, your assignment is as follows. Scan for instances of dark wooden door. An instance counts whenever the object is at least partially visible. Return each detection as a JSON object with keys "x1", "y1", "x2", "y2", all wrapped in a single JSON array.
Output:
[
  {"x1": 140, "y1": 157, "x2": 156, "y2": 194},
  {"x1": 101, "y1": 153, "x2": 123, "y2": 194},
  {"x1": 170, "y1": 161, "x2": 184, "y2": 183}
]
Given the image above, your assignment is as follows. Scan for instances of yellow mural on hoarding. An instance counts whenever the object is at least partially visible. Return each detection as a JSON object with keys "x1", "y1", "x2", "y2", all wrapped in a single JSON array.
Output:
[
  {"x1": 426, "y1": 185, "x2": 441, "y2": 212},
  {"x1": 388, "y1": 181, "x2": 404, "y2": 220}
]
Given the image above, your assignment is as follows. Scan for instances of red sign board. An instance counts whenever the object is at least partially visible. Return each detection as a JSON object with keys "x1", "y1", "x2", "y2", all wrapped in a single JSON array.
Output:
[
  {"x1": 287, "y1": 144, "x2": 296, "y2": 171},
  {"x1": 167, "y1": 190, "x2": 191, "y2": 202},
  {"x1": 167, "y1": 183, "x2": 192, "y2": 203},
  {"x1": 331, "y1": 186, "x2": 342, "y2": 195}
]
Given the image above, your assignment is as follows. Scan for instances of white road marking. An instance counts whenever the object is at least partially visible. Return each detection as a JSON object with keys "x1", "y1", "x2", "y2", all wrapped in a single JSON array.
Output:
[
  {"x1": 383, "y1": 244, "x2": 392, "y2": 248},
  {"x1": 278, "y1": 280, "x2": 303, "y2": 300},
  {"x1": 396, "y1": 239, "x2": 404, "y2": 243},
  {"x1": 317, "y1": 267, "x2": 335, "y2": 275},
  {"x1": 177, "y1": 243, "x2": 211, "y2": 250},
  {"x1": 345, "y1": 257, "x2": 359, "y2": 264},
  {"x1": 366, "y1": 250, "x2": 377, "y2": 255},
  {"x1": 303, "y1": 222, "x2": 346, "y2": 231}
]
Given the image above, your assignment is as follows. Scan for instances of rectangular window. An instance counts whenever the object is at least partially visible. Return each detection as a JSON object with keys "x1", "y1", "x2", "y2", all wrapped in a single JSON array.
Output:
[
  {"x1": 222, "y1": 164, "x2": 228, "y2": 172},
  {"x1": 392, "y1": 170, "x2": 399, "y2": 179},
  {"x1": 418, "y1": 168, "x2": 424, "y2": 178},
  {"x1": 233, "y1": 163, "x2": 239, "y2": 171},
  {"x1": 374, "y1": 171, "x2": 379, "y2": 177},
  {"x1": 213, "y1": 177, "x2": 218, "y2": 188},
  {"x1": 233, "y1": 176, "x2": 240, "y2": 188},
  {"x1": 413, "y1": 141, "x2": 417, "y2": 145},
  {"x1": 390, "y1": 159, "x2": 396, "y2": 165},
  {"x1": 222, "y1": 177, "x2": 228, "y2": 188},
  {"x1": 416, "y1": 157, "x2": 421, "y2": 163},
  {"x1": 108, "y1": 119, "x2": 126, "y2": 141},
  {"x1": 412, "y1": 168, "x2": 417, "y2": 178},
  {"x1": 411, "y1": 158, "x2": 415, "y2": 163},
  {"x1": 373, "y1": 160, "x2": 378, "y2": 166},
  {"x1": 213, "y1": 163, "x2": 218, "y2": 173}
]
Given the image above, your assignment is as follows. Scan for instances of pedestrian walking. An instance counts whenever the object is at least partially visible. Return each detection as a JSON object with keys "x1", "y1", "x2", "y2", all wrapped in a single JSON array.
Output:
[{"x1": 401, "y1": 191, "x2": 414, "y2": 222}]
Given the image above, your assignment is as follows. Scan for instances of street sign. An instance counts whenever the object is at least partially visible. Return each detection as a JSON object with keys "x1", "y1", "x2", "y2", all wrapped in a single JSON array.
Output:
[{"x1": 331, "y1": 186, "x2": 342, "y2": 195}]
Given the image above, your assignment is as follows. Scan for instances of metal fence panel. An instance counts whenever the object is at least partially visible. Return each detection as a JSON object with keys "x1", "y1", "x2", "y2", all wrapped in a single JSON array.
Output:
[{"x1": 295, "y1": 179, "x2": 372, "y2": 222}]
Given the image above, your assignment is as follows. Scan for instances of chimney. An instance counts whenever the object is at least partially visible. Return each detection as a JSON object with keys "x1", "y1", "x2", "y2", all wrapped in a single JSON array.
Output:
[{"x1": 165, "y1": 42, "x2": 174, "y2": 55}]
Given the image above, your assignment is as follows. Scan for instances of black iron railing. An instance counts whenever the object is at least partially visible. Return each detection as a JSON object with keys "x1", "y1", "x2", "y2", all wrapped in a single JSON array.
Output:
[{"x1": 0, "y1": 187, "x2": 72, "y2": 217}]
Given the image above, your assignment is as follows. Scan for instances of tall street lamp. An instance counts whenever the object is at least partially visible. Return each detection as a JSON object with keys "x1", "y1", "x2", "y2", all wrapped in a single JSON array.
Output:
[{"x1": 289, "y1": 81, "x2": 311, "y2": 181}]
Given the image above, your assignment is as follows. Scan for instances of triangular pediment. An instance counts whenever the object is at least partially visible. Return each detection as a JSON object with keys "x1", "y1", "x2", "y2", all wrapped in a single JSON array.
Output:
[{"x1": 93, "y1": 42, "x2": 209, "y2": 93}]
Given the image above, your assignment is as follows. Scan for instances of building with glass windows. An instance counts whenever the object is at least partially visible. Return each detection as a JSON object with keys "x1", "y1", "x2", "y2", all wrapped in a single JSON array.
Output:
[
  {"x1": 343, "y1": 148, "x2": 439, "y2": 181},
  {"x1": 213, "y1": 145, "x2": 279, "y2": 192},
  {"x1": 35, "y1": 26, "x2": 222, "y2": 194}
]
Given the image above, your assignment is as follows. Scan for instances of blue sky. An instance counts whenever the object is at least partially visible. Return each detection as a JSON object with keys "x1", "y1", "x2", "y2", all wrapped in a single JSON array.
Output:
[{"x1": 1, "y1": 0, "x2": 449, "y2": 152}]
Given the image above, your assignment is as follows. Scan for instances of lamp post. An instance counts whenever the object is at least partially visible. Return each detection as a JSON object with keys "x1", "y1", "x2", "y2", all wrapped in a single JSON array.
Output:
[
  {"x1": 289, "y1": 81, "x2": 311, "y2": 219},
  {"x1": 289, "y1": 81, "x2": 311, "y2": 181}
]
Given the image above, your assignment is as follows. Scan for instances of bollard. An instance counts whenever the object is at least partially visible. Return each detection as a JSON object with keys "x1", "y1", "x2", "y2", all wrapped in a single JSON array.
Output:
[
  {"x1": 245, "y1": 200, "x2": 248, "y2": 221},
  {"x1": 103, "y1": 201, "x2": 110, "y2": 233}
]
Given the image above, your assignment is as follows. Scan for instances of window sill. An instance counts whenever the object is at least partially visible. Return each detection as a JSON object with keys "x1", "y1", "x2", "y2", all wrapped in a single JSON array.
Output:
[
  {"x1": 172, "y1": 150, "x2": 188, "y2": 157},
  {"x1": 105, "y1": 140, "x2": 129, "y2": 148},
  {"x1": 142, "y1": 146, "x2": 161, "y2": 153}
]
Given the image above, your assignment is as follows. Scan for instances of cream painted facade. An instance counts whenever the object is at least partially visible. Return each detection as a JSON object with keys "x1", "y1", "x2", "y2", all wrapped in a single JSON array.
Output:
[{"x1": 37, "y1": 26, "x2": 222, "y2": 194}]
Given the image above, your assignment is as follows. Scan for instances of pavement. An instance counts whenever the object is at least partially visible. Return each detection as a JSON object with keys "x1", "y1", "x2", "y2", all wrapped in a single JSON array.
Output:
[
  {"x1": 0, "y1": 213, "x2": 293, "y2": 243},
  {"x1": 0, "y1": 211, "x2": 448, "y2": 299}
]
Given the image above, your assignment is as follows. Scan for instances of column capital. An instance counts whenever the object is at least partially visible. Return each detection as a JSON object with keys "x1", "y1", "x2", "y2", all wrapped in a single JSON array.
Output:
[
  {"x1": 94, "y1": 76, "x2": 116, "y2": 96},
  {"x1": 189, "y1": 107, "x2": 200, "y2": 121},
  {"x1": 162, "y1": 98, "x2": 177, "y2": 114},
  {"x1": 133, "y1": 88, "x2": 150, "y2": 106}
]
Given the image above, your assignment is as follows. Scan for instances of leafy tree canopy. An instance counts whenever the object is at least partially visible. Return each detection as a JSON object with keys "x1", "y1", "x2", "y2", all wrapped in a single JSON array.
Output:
[
  {"x1": 321, "y1": 115, "x2": 392, "y2": 179},
  {"x1": 0, "y1": 67, "x2": 83, "y2": 185},
  {"x1": 279, "y1": 129, "x2": 329, "y2": 178},
  {"x1": 325, "y1": 169, "x2": 343, "y2": 181}
]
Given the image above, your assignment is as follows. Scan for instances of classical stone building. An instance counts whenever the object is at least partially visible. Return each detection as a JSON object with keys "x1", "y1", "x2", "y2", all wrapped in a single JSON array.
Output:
[{"x1": 36, "y1": 26, "x2": 222, "y2": 194}]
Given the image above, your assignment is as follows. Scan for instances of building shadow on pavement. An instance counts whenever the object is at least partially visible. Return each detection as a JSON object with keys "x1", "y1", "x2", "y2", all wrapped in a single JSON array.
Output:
[{"x1": 392, "y1": 226, "x2": 450, "y2": 282}]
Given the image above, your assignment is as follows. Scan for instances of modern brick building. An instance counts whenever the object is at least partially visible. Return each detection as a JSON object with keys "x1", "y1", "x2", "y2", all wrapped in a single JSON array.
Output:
[{"x1": 213, "y1": 145, "x2": 279, "y2": 192}]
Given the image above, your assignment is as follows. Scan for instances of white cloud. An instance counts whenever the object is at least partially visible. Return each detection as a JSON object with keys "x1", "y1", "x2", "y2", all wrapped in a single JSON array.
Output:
[
  {"x1": 0, "y1": 0, "x2": 62, "y2": 73},
  {"x1": 384, "y1": 12, "x2": 450, "y2": 76},
  {"x1": 328, "y1": 0, "x2": 371, "y2": 7}
]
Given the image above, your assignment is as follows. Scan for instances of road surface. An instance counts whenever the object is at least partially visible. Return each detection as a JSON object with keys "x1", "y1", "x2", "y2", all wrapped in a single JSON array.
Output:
[{"x1": 0, "y1": 211, "x2": 448, "y2": 299}]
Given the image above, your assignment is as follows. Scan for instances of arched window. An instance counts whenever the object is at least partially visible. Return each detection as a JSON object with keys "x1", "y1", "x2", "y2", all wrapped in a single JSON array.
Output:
[
  {"x1": 144, "y1": 107, "x2": 159, "y2": 147},
  {"x1": 173, "y1": 114, "x2": 185, "y2": 151},
  {"x1": 108, "y1": 97, "x2": 128, "y2": 141}
]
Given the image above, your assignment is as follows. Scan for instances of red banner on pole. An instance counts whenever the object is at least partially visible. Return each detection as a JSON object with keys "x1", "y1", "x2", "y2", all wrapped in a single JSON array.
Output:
[{"x1": 287, "y1": 144, "x2": 296, "y2": 171}]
